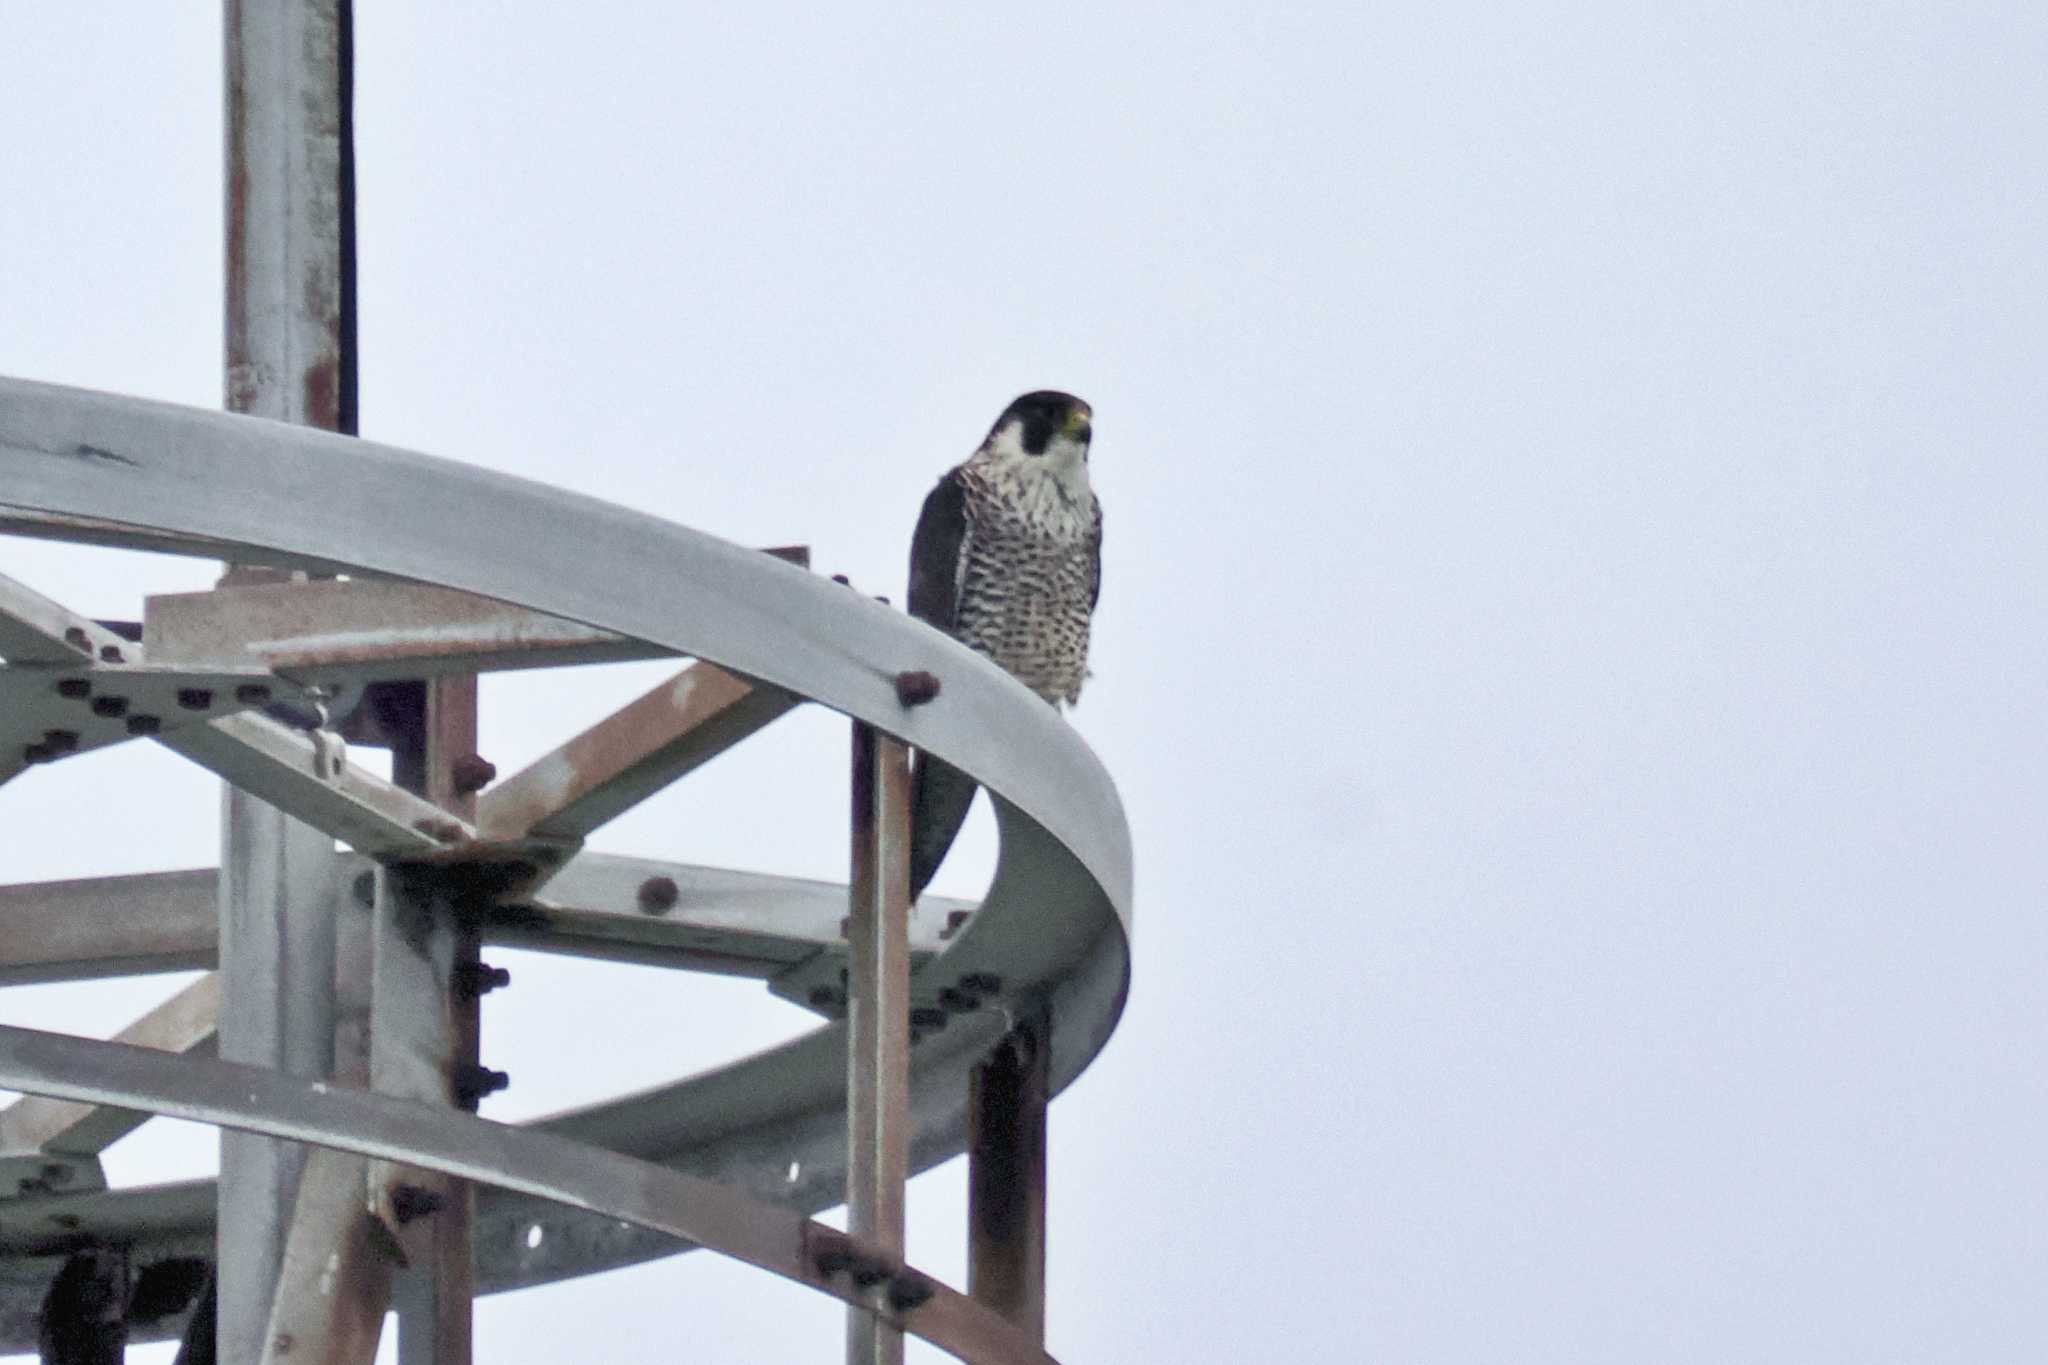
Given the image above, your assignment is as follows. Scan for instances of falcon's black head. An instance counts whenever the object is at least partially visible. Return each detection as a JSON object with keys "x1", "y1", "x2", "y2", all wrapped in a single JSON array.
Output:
[{"x1": 990, "y1": 390, "x2": 1093, "y2": 456}]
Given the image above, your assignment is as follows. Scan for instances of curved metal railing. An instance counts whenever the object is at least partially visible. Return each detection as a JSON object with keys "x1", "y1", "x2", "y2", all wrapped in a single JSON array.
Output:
[{"x1": 0, "y1": 375, "x2": 1132, "y2": 1359}]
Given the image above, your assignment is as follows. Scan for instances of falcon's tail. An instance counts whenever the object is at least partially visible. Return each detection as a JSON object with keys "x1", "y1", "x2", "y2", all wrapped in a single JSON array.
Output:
[{"x1": 908, "y1": 751, "x2": 979, "y2": 900}]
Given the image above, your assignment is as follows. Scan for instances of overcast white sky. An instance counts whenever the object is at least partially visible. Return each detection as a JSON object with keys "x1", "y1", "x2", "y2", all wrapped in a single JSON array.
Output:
[{"x1": 3, "y1": 4, "x2": 2047, "y2": 1361}]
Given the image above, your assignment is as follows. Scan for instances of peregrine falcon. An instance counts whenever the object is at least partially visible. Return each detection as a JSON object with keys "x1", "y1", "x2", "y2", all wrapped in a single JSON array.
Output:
[{"x1": 906, "y1": 390, "x2": 1103, "y2": 899}]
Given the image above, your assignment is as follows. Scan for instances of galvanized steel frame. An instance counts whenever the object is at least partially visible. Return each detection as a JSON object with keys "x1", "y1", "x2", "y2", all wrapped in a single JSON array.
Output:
[
  {"x1": 0, "y1": 375, "x2": 1132, "y2": 1360},
  {"x1": 0, "y1": 6, "x2": 1128, "y2": 1359}
]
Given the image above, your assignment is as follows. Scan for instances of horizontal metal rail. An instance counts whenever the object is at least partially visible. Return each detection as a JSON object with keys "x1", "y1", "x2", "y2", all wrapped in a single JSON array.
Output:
[{"x1": 0, "y1": 1025, "x2": 1054, "y2": 1365}]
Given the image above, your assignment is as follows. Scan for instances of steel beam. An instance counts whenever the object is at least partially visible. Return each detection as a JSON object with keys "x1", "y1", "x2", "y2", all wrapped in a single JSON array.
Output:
[
  {"x1": 0, "y1": 870, "x2": 215, "y2": 985},
  {"x1": 373, "y1": 861, "x2": 472, "y2": 1365},
  {"x1": 0, "y1": 1026, "x2": 1058, "y2": 1365},
  {"x1": 0, "y1": 572, "x2": 110, "y2": 667},
  {"x1": 256, "y1": 1148, "x2": 395, "y2": 1365},
  {"x1": 477, "y1": 661, "x2": 798, "y2": 843},
  {"x1": 217, "y1": 0, "x2": 358, "y2": 1358},
  {"x1": 0, "y1": 372, "x2": 1134, "y2": 1351},
  {"x1": 144, "y1": 579, "x2": 667, "y2": 684},
  {"x1": 967, "y1": 1003, "x2": 1050, "y2": 1343},
  {"x1": 0, "y1": 976, "x2": 220, "y2": 1160},
  {"x1": 845, "y1": 723, "x2": 912, "y2": 1365},
  {"x1": 0, "y1": 859, "x2": 974, "y2": 985},
  {"x1": 164, "y1": 710, "x2": 463, "y2": 859}
]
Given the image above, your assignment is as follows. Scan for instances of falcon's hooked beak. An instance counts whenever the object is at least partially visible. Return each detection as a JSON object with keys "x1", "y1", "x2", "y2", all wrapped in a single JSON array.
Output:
[{"x1": 1063, "y1": 404, "x2": 1093, "y2": 443}]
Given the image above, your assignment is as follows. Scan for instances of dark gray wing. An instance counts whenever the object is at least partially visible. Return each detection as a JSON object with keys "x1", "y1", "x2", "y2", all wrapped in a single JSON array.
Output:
[
  {"x1": 908, "y1": 469, "x2": 970, "y2": 632},
  {"x1": 1088, "y1": 493, "x2": 1103, "y2": 610},
  {"x1": 906, "y1": 468, "x2": 976, "y2": 898}
]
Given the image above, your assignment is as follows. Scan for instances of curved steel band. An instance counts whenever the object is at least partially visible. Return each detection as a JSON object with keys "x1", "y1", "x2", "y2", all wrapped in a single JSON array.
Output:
[
  {"x1": 0, "y1": 376, "x2": 1133, "y2": 1348},
  {"x1": 0, "y1": 1025, "x2": 1051, "y2": 1365}
]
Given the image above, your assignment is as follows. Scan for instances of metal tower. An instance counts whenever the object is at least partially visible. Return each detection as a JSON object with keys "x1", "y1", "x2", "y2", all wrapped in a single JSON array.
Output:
[{"x1": 0, "y1": 7, "x2": 1132, "y2": 1362}]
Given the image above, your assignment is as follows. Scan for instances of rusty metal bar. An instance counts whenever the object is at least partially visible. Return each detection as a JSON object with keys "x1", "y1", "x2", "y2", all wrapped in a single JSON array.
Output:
[
  {"x1": 477, "y1": 661, "x2": 798, "y2": 842},
  {"x1": 256, "y1": 1149, "x2": 396, "y2": 1365},
  {"x1": 968, "y1": 1002, "x2": 1051, "y2": 1343},
  {"x1": 845, "y1": 722, "x2": 912, "y2": 1365},
  {"x1": 218, "y1": 0, "x2": 359, "y2": 1360},
  {"x1": 143, "y1": 579, "x2": 668, "y2": 684}
]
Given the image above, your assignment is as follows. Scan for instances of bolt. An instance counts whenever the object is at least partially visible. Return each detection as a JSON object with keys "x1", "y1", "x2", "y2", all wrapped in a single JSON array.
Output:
[
  {"x1": 90, "y1": 695, "x2": 129, "y2": 718},
  {"x1": 893, "y1": 670, "x2": 941, "y2": 706},
  {"x1": 98, "y1": 644, "x2": 124, "y2": 664},
  {"x1": 851, "y1": 1256, "x2": 893, "y2": 1288},
  {"x1": 960, "y1": 972, "x2": 1003, "y2": 996},
  {"x1": 62, "y1": 627, "x2": 92, "y2": 652},
  {"x1": 390, "y1": 1184, "x2": 444, "y2": 1224},
  {"x1": 941, "y1": 908, "x2": 971, "y2": 939},
  {"x1": 813, "y1": 1237, "x2": 857, "y2": 1277},
  {"x1": 830, "y1": 574, "x2": 851, "y2": 586},
  {"x1": 272, "y1": 1332, "x2": 295, "y2": 1354},
  {"x1": 352, "y1": 870, "x2": 376, "y2": 906},
  {"x1": 454, "y1": 1064, "x2": 510, "y2": 1107},
  {"x1": 54, "y1": 678, "x2": 91, "y2": 699},
  {"x1": 807, "y1": 985, "x2": 842, "y2": 1012},
  {"x1": 233, "y1": 683, "x2": 272, "y2": 705},
  {"x1": 450, "y1": 752, "x2": 497, "y2": 795},
  {"x1": 22, "y1": 743, "x2": 50, "y2": 765},
  {"x1": 455, "y1": 962, "x2": 511, "y2": 997},
  {"x1": 41, "y1": 730, "x2": 80, "y2": 754},
  {"x1": 125, "y1": 714, "x2": 162, "y2": 736},
  {"x1": 636, "y1": 876, "x2": 679, "y2": 914},
  {"x1": 910, "y1": 1006, "x2": 948, "y2": 1031},
  {"x1": 938, "y1": 988, "x2": 978, "y2": 1012},
  {"x1": 886, "y1": 1269, "x2": 937, "y2": 1313},
  {"x1": 175, "y1": 688, "x2": 213, "y2": 711}
]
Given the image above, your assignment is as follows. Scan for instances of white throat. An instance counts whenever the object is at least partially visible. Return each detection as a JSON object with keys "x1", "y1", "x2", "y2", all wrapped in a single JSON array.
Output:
[{"x1": 978, "y1": 421, "x2": 1093, "y2": 511}]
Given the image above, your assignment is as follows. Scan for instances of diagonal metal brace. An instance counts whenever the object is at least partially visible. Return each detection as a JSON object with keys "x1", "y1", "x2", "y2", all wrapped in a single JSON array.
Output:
[{"x1": 478, "y1": 661, "x2": 800, "y2": 842}]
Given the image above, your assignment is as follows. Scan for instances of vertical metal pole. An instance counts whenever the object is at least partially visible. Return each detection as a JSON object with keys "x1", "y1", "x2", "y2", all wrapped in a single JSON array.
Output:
[
  {"x1": 218, "y1": 3, "x2": 356, "y2": 1359},
  {"x1": 394, "y1": 676, "x2": 481, "y2": 1365},
  {"x1": 967, "y1": 1003, "x2": 1051, "y2": 1343},
  {"x1": 845, "y1": 723, "x2": 911, "y2": 1365}
]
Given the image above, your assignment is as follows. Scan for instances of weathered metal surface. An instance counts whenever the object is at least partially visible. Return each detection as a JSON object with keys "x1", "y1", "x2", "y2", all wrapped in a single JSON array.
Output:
[
  {"x1": 220, "y1": 0, "x2": 358, "y2": 1350},
  {"x1": 255, "y1": 1149, "x2": 393, "y2": 1365},
  {"x1": 213, "y1": 793, "x2": 341, "y2": 1365},
  {"x1": 0, "y1": 573, "x2": 115, "y2": 668},
  {"x1": 162, "y1": 712, "x2": 462, "y2": 859},
  {"x1": 846, "y1": 724, "x2": 911, "y2": 1365},
  {"x1": 0, "y1": 976, "x2": 220, "y2": 1162},
  {"x1": 223, "y1": 0, "x2": 355, "y2": 430},
  {"x1": 507, "y1": 853, "x2": 967, "y2": 982},
  {"x1": 144, "y1": 579, "x2": 668, "y2": 685},
  {"x1": 0, "y1": 1027, "x2": 1061, "y2": 1365},
  {"x1": 0, "y1": 858, "x2": 973, "y2": 985},
  {"x1": 0, "y1": 373, "x2": 1131, "y2": 1353},
  {"x1": 477, "y1": 661, "x2": 798, "y2": 843},
  {"x1": 968, "y1": 1002, "x2": 1050, "y2": 1343},
  {"x1": 0, "y1": 664, "x2": 292, "y2": 789},
  {"x1": 0, "y1": 570, "x2": 296, "y2": 787},
  {"x1": 395, "y1": 674, "x2": 481, "y2": 1365},
  {"x1": 0, "y1": 871, "x2": 215, "y2": 985},
  {"x1": 369, "y1": 865, "x2": 472, "y2": 1363}
]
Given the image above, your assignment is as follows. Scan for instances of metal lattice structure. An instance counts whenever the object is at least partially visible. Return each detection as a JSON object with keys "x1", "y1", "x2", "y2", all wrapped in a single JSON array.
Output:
[{"x1": 0, "y1": 7, "x2": 1131, "y2": 1363}]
